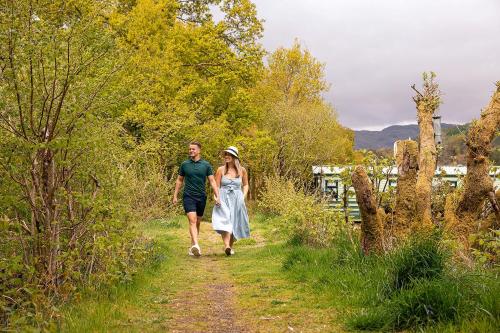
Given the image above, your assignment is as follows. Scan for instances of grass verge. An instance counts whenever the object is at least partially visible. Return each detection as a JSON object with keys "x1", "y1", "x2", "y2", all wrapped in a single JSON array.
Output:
[
  {"x1": 59, "y1": 218, "x2": 182, "y2": 332},
  {"x1": 281, "y1": 230, "x2": 499, "y2": 332}
]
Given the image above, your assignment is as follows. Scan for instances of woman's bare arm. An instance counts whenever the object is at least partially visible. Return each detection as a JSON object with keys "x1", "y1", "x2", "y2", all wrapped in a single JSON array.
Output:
[
  {"x1": 215, "y1": 167, "x2": 222, "y2": 188},
  {"x1": 242, "y1": 168, "x2": 249, "y2": 199}
]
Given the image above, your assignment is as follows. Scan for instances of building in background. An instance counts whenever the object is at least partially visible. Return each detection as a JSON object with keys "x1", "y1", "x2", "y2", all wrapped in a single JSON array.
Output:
[{"x1": 313, "y1": 165, "x2": 500, "y2": 222}]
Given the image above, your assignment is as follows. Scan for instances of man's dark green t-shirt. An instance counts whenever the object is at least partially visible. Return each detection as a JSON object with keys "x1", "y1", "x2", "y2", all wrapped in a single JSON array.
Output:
[{"x1": 179, "y1": 159, "x2": 214, "y2": 197}]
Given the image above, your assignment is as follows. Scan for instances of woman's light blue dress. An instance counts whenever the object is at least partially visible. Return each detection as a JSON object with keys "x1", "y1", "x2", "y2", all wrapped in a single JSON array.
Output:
[{"x1": 212, "y1": 175, "x2": 250, "y2": 240}]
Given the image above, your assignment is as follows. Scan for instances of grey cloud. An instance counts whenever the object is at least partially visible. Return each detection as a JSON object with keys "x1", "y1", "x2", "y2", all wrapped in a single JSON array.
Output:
[{"x1": 252, "y1": 0, "x2": 500, "y2": 129}]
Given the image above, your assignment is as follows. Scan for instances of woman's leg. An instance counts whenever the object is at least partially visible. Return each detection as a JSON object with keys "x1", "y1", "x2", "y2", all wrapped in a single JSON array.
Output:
[
  {"x1": 221, "y1": 231, "x2": 231, "y2": 249},
  {"x1": 229, "y1": 234, "x2": 235, "y2": 248}
]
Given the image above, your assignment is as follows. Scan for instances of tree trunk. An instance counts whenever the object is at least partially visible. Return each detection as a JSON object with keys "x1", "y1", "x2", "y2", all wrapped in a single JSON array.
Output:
[
  {"x1": 412, "y1": 73, "x2": 441, "y2": 228},
  {"x1": 456, "y1": 83, "x2": 500, "y2": 222},
  {"x1": 352, "y1": 166, "x2": 384, "y2": 254},
  {"x1": 394, "y1": 140, "x2": 418, "y2": 235}
]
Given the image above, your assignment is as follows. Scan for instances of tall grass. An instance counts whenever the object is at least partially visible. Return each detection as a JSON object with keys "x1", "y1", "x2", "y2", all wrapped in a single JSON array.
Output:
[{"x1": 282, "y1": 230, "x2": 499, "y2": 332}]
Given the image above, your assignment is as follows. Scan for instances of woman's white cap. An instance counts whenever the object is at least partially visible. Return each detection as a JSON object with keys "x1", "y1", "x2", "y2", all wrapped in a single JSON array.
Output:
[{"x1": 224, "y1": 146, "x2": 239, "y2": 159}]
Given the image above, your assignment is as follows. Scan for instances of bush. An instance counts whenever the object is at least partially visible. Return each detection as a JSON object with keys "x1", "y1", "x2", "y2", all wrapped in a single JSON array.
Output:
[
  {"x1": 123, "y1": 159, "x2": 180, "y2": 221},
  {"x1": 469, "y1": 228, "x2": 500, "y2": 266},
  {"x1": 258, "y1": 176, "x2": 344, "y2": 247}
]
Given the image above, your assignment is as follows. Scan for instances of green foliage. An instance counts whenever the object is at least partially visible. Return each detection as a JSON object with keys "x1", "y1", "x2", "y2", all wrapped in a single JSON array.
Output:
[
  {"x1": 252, "y1": 41, "x2": 354, "y2": 181},
  {"x1": 348, "y1": 234, "x2": 498, "y2": 331},
  {"x1": 258, "y1": 176, "x2": 344, "y2": 247},
  {"x1": 112, "y1": 0, "x2": 265, "y2": 170},
  {"x1": 383, "y1": 233, "x2": 446, "y2": 295},
  {"x1": 281, "y1": 229, "x2": 499, "y2": 332},
  {"x1": 469, "y1": 229, "x2": 500, "y2": 266}
]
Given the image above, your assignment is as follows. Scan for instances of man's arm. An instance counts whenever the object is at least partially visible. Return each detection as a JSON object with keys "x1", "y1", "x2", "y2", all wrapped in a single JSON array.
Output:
[
  {"x1": 208, "y1": 175, "x2": 220, "y2": 206},
  {"x1": 172, "y1": 175, "x2": 184, "y2": 204}
]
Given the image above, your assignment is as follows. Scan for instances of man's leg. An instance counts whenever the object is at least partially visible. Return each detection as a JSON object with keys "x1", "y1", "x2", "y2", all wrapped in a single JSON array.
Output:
[
  {"x1": 195, "y1": 195, "x2": 206, "y2": 237},
  {"x1": 196, "y1": 216, "x2": 202, "y2": 235},
  {"x1": 187, "y1": 212, "x2": 199, "y2": 246}
]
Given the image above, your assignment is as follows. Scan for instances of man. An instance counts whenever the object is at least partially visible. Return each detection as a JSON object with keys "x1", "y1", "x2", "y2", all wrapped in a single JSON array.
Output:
[{"x1": 173, "y1": 142, "x2": 220, "y2": 256}]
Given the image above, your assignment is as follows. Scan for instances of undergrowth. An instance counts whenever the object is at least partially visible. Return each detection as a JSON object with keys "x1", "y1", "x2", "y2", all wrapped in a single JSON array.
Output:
[{"x1": 282, "y1": 230, "x2": 499, "y2": 332}]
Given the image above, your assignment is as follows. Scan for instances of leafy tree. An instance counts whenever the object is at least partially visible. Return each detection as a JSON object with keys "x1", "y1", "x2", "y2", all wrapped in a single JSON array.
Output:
[
  {"x1": 0, "y1": 1, "x2": 147, "y2": 327},
  {"x1": 252, "y1": 41, "x2": 353, "y2": 183},
  {"x1": 111, "y1": 0, "x2": 265, "y2": 171}
]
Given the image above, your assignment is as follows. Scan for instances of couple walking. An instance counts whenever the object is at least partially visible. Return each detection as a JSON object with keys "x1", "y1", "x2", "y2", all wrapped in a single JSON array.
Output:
[{"x1": 172, "y1": 142, "x2": 250, "y2": 256}]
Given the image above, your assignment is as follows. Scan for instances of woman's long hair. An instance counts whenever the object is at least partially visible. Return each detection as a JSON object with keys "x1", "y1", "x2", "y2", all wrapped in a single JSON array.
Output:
[{"x1": 223, "y1": 156, "x2": 243, "y2": 177}]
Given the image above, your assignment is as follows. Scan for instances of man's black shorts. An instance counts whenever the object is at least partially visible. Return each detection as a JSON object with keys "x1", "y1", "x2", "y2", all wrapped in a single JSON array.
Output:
[{"x1": 183, "y1": 194, "x2": 207, "y2": 217}]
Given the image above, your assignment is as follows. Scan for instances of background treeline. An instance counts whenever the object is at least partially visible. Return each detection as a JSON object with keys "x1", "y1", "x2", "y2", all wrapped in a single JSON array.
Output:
[
  {"x1": 366, "y1": 124, "x2": 500, "y2": 165},
  {"x1": 0, "y1": 0, "x2": 351, "y2": 329}
]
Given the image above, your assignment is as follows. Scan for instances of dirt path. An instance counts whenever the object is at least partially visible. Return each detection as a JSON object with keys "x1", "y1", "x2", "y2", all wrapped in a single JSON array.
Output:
[{"x1": 167, "y1": 223, "x2": 248, "y2": 333}]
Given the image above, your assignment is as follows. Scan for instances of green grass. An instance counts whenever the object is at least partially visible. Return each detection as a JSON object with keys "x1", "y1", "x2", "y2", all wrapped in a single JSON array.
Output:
[
  {"x1": 225, "y1": 213, "x2": 346, "y2": 332},
  {"x1": 59, "y1": 219, "x2": 183, "y2": 332},
  {"x1": 280, "y1": 229, "x2": 500, "y2": 332},
  {"x1": 57, "y1": 213, "x2": 500, "y2": 332}
]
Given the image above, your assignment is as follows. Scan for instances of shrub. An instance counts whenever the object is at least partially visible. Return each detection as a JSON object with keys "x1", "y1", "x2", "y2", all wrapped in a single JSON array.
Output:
[
  {"x1": 469, "y1": 229, "x2": 500, "y2": 266},
  {"x1": 258, "y1": 176, "x2": 344, "y2": 247}
]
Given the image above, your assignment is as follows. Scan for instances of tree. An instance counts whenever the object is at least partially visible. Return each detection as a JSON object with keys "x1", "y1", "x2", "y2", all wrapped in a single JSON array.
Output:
[
  {"x1": 253, "y1": 41, "x2": 353, "y2": 183},
  {"x1": 0, "y1": 0, "x2": 137, "y2": 294},
  {"x1": 412, "y1": 72, "x2": 441, "y2": 228},
  {"x1": 393, "y1": 140, "x2": 418, "y2": 236},
  {"x1": 352, "y1": 166, "x2": 384, "y2": 254},
  {"x1": 112, "y1": 0, "x2": 265, "y2": 171},
  {"x1": 455, "y1": 83, "x2": 500, "y2": 226}
]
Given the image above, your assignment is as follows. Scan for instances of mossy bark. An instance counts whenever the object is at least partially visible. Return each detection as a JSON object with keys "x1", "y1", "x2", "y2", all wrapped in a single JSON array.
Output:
[
  {"x1": 394, "y1": 140, "x2": 419, "y2": 235},
  {"x1": 456, "y1": 83, "x2": 500, "y2": 223},
  {"x1": 412, "y1": 73, "x2": 441, "y2": 229},
  {"x1": 352, "y1": 166, "x2": 384, "y2": 254}
]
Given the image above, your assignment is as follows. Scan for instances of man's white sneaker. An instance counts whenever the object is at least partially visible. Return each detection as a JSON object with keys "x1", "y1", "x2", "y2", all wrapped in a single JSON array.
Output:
[
  {"x1": 191, "y1": 244, "x2": 201, "y2": 257},
  {"x1": 188, "y1": 247, "x2": 194, "y2": 256},
  {"x1": 230, "y1": 249, "x2": 235, "y2": 255}
]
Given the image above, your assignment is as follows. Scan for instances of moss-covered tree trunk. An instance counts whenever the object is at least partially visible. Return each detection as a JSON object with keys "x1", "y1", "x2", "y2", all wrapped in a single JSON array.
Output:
[
  {"x1": 456, "y1": 83, "x2": 500, "y2": 223},
  {"x1": 412, "y1": 73, "x2": 441, "y2": 228},
  {"x1": 394, "y1": 140, "x2": 419, "y2": 235},
  {"x1": 352, "y1": 166, "x2": 384, "y2": 254}
]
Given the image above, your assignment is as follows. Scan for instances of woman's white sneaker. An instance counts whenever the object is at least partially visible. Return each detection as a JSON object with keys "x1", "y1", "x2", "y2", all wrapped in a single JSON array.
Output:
[{"x1": 190, "y1": 244, "x2": 201, "y2": 257}]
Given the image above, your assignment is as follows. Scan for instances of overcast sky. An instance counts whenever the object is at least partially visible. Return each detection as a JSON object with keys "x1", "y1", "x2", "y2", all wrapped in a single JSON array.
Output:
[{"x1": 250, "y1": 0, "x2": 500, "y2": 130}]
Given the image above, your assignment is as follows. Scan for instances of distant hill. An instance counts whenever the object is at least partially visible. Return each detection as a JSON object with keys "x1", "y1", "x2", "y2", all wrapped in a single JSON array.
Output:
[
  {"x1": 354, "y1": 123, "x2": 500, "y2": 165},
  {"x1": 354, "y1": 123, "x2": 457, "y2": 150}
]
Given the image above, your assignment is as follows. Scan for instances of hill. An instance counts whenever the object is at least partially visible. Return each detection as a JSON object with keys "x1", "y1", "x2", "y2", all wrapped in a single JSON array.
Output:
[
  {"x1": 354, "y1": 123, "x2": 500, "y2": 165},
  {"x1": 354, "y1": 123, "x2": 457, "y2": 150}
]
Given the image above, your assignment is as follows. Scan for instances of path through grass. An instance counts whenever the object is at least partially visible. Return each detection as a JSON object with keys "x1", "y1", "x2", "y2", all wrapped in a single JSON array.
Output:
[{"x1": 60, "y1": 214, "x2": 345, "y2": 332}]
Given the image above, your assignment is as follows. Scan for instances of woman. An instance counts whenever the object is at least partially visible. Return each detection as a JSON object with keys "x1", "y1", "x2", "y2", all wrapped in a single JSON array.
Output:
[{"x1": 212, "y1": 146, "x2": 250, "y2": 256}]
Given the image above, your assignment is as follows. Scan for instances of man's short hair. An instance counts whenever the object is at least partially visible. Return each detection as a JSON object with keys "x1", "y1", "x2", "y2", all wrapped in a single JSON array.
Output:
[{"x1": 189, "y1": 141, "x2": 202, "y2": 149}]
